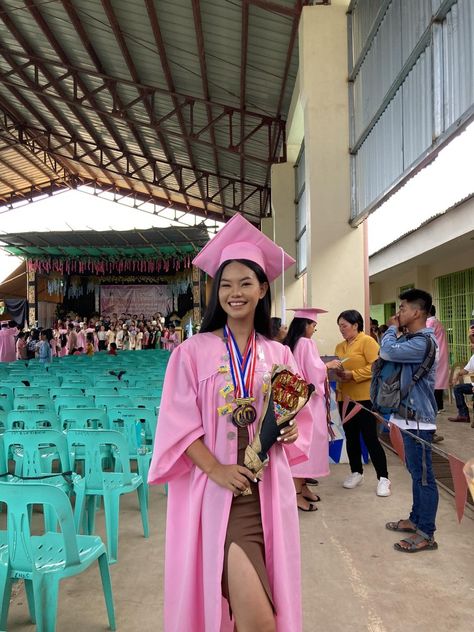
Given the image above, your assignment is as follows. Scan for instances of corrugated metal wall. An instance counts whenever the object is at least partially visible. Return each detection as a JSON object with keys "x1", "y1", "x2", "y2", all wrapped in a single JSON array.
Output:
[{"x1": 348, "y1": 0, "x2": 474, "y2": 222}]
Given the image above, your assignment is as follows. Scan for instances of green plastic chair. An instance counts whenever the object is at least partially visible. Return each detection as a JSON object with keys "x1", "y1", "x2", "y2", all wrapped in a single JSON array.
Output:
[
  {"x1": 108, "y1": 407, "x2": 157, "y2": 505},
  {"x1": 2, "y1": 429, "x2": 84, "y2": 532},
  {"x1": 0, "y1": 410, "x2": 7, "y2": 434},
  {"x1": 0, "y1": 481, "x2": 116, "y2": 632},
  {"x1": 129, "y1": 396, "x2": 160, "y2": 413},
  {"x1": 54, "y1": 396, "x2": 95, "y2": 413},
  {"x1": 7, "y1": 410, "x2": 60, "y2": 431},
  {"x1": 13, "y1": 387, "x2": 47, "y2": 399},
  {"x1": 66, "y1": 429, "x2": 149, "y2": 564},
  {"x1": 29, "y1": 376, "x2": 61, "y2": 388},
  {"x1": 85, "y1": 387, "x2": 119, "y2": 398},
  {"x1": 13, "y1": 397, "x2": 54, "y2": 412},
  {"x1": 49, "y1": 387, "x2": 84, "y2": 399},
  {"x1": 0, "y1": 387, "x2": 13, "y2": 413},
  {"x1": 93, "y1": 377, "x2": 120, "y2": 387},
  {"x1": 94, "y1": 395, "x2": 133, "y2": 410},
  {"x1": 59, "y1": 408, "x2": 109, "y2": 431}
]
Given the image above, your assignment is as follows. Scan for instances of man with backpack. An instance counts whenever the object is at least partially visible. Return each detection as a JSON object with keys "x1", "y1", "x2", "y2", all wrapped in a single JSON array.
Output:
[{"x1": 376, "y1": 289, "x2": 439, "y2": 553}]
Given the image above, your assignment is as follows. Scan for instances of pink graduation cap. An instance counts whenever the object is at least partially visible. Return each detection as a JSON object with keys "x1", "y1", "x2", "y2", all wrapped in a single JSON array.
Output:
[
  {"x1": 289, "y1": 307, "x2": 328, "y2": 322},
  {"x1": 193, "y1": 213, "x2": 295, "y2": 323},
  {"x1": 192, "y1": 213, "x2": 294, "y2": 283}
]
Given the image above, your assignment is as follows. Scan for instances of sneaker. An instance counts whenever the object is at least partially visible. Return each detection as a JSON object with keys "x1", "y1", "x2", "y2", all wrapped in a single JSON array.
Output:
[
  {"x1": 343, "y1": 472, "x2": 364, "y2": 489},
  {"x1": 432, "y1": 433, "x2": 444, "y2": 443},
  {"x1": 376, "y1": 477, "x2": 391, "y2": 497}
]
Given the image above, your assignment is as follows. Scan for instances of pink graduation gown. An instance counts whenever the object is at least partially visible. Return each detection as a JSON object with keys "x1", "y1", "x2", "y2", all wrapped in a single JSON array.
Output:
[
  {"x1": 427, "y1": 317, "x2": 449, "y2": 389},
  {"x1": 0, "y1": 327, "x2": 18, "y2": 363},
  {"x1": 290, "y1": 336, "x2": 330, "y2": 478},
  {"x1": 148, "y1": 333, "x2": 313, "y2": 632}
]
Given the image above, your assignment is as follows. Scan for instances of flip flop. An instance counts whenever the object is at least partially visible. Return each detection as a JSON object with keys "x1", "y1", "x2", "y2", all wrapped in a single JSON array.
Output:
[
  {"x1": 303, "y1": 494, "x2": 321, "y2": 503},
  {"x1": 385, "y1": 520, "x2": 416, "y2": 533},
  {"x1": 394, "y1": 534, "x2": 438, "y2": 553},
  {"x1": 296, "y1": 492, "x2": 318, "y2": 512}
]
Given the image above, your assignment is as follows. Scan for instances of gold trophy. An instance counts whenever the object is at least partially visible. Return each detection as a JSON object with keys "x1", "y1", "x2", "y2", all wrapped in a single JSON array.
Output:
[{"x1": 242, "y1": 364, "x2": 314, "y2": 493}]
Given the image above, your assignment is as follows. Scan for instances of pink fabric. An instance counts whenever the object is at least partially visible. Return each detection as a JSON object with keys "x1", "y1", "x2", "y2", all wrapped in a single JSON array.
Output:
[
  {"x1": 148, "y1": 333, "x2": 313, "y2": 632},
  {"x1": 76, "y1": 331, "x2": 86, "y2": 352},
  {"x1": 0, "y1": 327, "x2": 18, "y2": 363},
  {"x1": 291, "y1": 337, "x2": 329, "y2": 478},
  {"x1": 427, "y1": 317, "x2": 449, "y2": 389},
  {"x1": 192, "y1": 213, "x2": 295, "y2": 282}
]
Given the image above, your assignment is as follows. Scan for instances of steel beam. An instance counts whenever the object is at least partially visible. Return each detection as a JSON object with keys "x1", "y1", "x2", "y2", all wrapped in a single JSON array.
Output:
[
  {"x1": 0, "y1": 118, "x2": 270, "y2": 217},
  {"x1": 0, "y1": 46, "x2": 284, "y2": 165}
]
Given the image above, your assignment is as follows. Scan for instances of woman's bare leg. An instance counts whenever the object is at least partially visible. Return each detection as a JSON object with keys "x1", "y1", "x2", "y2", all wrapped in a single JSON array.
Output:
[{"x1": 227, "y1": 543, "x2": 275, "y2": 632}]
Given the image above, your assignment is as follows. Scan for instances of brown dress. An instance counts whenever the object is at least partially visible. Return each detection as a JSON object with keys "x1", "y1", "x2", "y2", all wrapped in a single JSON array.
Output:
[{"x1": 221, "y1": 425, "x2": 274, "y2": 612}]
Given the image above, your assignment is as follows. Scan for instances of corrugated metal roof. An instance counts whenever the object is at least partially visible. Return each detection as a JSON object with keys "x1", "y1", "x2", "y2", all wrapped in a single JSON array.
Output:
[
  {"x1": 0, "y1": 0, "x2": 306, "y2": 223},
  {"x1": 0, "y1": 225, "x2": 210, "y2": 258}
]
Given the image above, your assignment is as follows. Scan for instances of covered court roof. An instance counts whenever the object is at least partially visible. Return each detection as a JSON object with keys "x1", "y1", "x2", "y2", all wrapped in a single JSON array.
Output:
[
  {"x1": 0, "y1": 225, "x2": 210, "y2": 258},
  {"x1": 0, "y1": 0, "x2": 315, "y2": 224}
]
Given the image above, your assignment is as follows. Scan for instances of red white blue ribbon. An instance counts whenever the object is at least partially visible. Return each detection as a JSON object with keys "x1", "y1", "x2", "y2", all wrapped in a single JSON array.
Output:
[{"x1": 224, "y1": 325, "x2": 257, "y2": 399}]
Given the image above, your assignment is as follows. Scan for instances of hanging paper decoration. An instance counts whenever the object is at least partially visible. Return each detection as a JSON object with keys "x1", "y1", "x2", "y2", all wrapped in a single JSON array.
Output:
[{"x1": 27, "y1": 255, "x2": 193, "y2": 276}]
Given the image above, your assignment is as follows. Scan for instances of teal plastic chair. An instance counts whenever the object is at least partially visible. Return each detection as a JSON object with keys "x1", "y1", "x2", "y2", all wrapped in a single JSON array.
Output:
[
  {"x1": 13, "y1": 387, "x2": 46, "y2": 399},
  {"x1": 0, "y1": 410, "x2": 7, "y2": 434},
  {"x1": 130, "y1": 396, "x2": 160, "y2": 412},
  {"x1": 0, "y1": 387, "x2": 13, "y2": 413},
  {"x1": 29, "y1": 376, "x2": 61, "y2": 387},
  {"x1": 54, "y1": 396, "x2": 95, "y2": 413},
  {"x1": 7, "y1": 409, "x2": 60, "y2": 431},
  {"x1": 59, "y1": 408, "x2": 109, "y2": 431},
  {"x1": 2, "y1": 429, "x2": 84, "y2": 532},
  {"x1": 49, "y1": 387, "x2": 84, "y2": 399},
  {"x1": 14, "y1": 397, "x2": 54, "y2": 412},
  {"x1": 94, "y1": 395, "x2": 133, "y2": 410},
  {"x1": 108, "y1": 407, "x2": 157, "y2": 505},
  {"x1": 85, "y1": 387, "x2": 118, "y2": 398},
  {"x1": 0, "y1": 481, "x2": 115, "y2": 632},
  {"x1": 66, "y1": 429, "x2": 149, "y2": 564}
]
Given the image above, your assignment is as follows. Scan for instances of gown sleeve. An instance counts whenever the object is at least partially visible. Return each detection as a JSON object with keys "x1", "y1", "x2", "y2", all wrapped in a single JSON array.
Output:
[
  {"x1": 148, "y1": 341, "x2": 205, "y2": 484},
  {"x1": 280, "y1": 344, "x2": 314, "y2": 467}
]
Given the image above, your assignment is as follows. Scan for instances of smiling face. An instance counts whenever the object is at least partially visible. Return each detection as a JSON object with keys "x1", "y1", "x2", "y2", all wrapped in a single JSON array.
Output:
[{"x1": 218, "y1": 261, "x2": 268, "y2": 324}]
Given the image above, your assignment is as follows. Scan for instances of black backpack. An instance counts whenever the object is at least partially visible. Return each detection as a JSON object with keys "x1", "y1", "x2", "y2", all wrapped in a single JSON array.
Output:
[{"x1": 371, "y1": 332, "x2": 436, "y2": 419}]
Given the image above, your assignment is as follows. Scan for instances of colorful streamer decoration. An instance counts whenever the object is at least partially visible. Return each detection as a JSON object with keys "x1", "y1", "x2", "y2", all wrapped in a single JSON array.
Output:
[{"x1": 27, "y1": 255, "x2": 193, "y2": 276}]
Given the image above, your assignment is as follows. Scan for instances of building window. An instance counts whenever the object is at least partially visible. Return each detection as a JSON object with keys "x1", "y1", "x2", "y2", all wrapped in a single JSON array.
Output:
[
  {"x1": 433, "y1": 267, "x2": 474, "y2": 365},
  {"x1": 295, "y1": 144, "x2": 306, "y2": 276}
]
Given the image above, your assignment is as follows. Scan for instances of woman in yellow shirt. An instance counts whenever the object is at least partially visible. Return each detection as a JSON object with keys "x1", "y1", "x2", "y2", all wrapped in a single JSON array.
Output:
[{"x1": 335, "y1": 310, "x2": 391, "y2": 497}]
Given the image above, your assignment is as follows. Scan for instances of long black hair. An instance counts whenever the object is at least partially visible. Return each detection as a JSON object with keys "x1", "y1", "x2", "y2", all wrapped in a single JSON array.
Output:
[
  {"x1": 283, "y1": 317, "x2": 313, "y2": 352},
  {"x1": 200, "y1": 259, "x2": 272, "y2": 338}
]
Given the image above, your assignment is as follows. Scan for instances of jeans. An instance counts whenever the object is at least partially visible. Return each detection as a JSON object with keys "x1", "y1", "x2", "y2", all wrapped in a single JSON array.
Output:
[
  {"x1": 434, "y1": 389, "x2": 444, "y2": 411},
  {"x1": 338, "y1": 400, "x2": 388, "y2": 479},
  {"x1": 453, "y1": 383, "x2": 474, "y2": 417},
  {"x1": 402, "y1": 430, "x2": 438, "y2": 538}
]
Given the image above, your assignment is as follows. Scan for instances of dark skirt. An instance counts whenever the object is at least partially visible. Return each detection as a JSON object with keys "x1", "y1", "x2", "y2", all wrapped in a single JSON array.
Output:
[{"x1": 221, "y1": 425, "x2": 274, "y2": 612}]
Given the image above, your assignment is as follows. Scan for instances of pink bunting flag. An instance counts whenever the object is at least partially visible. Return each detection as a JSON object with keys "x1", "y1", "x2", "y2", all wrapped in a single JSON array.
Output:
[
  {"x1": 389, "y1": 423, "x2": 405, "y2": 463},
  {"x1": 448, "y1": 454, "x2": 468, "y2": 523},
  {"x1": 341, "y1": 396, "x2": 362, "y2": 424}
]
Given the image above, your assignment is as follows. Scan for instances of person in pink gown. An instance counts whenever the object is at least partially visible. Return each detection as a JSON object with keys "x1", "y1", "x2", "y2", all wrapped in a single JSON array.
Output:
[
  {"x1": 0, "y1": 321, "x2": 19, "y2": 363},
  {"x1": 148, "y1": 214, "x2": 313, "y2": 632},
  {"x1": 427, "y1": 305, "x2": 449, "y2": 412},
  {"x1": 284, "y1": 308, "x2": 341, "y2": 512}
]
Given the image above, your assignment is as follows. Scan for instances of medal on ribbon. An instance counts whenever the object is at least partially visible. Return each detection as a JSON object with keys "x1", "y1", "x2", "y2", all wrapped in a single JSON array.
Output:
[{"x1": 224, "y1": 325, "x2": 258, "y2": 428}]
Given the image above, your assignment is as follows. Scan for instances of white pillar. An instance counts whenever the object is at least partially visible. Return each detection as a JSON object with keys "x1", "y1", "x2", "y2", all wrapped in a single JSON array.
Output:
[{"x1": 299, "y1": 2, "x2": 365, "y2": 354}]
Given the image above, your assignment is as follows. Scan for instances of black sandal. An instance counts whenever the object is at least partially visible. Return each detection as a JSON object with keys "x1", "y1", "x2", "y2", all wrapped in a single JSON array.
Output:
[
  {"x1": 394, "y1": 533, "x2": 438, "y2": 553},
  {"x1": 296, "y1": 492, "x2": 318, "y2": 512}
]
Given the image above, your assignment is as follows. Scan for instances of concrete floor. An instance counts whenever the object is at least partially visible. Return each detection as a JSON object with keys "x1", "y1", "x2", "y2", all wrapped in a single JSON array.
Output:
[{"x1": 4, "y1": 420, "x2": 474, "y2": 631}]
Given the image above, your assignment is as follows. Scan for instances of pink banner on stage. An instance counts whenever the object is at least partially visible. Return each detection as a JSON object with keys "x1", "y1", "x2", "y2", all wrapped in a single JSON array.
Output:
[
  {"x1": 100, "y1": 285, "x2": 173, "y2": 318},
  {"x1": 389, "y1": 424, "x2": 405, "y2": 464},
  {"x1": 448, "y1": 454, "x2": 468, "y2": 523}
]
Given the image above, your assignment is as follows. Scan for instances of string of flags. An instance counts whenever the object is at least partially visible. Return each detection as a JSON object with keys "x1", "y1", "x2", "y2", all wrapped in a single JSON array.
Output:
[{"x1": 339, "y1": 395, "x2": 473, "y2": 523}]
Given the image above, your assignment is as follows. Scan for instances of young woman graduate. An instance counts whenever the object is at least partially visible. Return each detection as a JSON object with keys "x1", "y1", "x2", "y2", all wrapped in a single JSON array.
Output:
[
  {"x1": 148, "y1": 214, "x2": 313, "y2": 632},
  {"x1": 284, "y1": 309, "x2": 341, "y2": 512}
]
